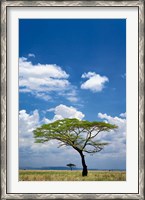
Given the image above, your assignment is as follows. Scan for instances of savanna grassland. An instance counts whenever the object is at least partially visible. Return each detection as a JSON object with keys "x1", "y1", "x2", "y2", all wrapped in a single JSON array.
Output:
[{"x1": 19, "y1": 170, "x2": 126, "y2": 181}]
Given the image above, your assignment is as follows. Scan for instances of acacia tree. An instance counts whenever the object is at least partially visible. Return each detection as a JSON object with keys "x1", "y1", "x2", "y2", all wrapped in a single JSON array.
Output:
[
  {"x1": 66, "y1": 163, "x2": 76, "y2": 171},
  {"x1": 33, "y1": 118, "x2": 117, "y2": 176}
]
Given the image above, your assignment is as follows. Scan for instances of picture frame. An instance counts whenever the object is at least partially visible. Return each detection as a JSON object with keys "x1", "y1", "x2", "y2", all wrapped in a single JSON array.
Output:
[{"x1": 1, "y1": 0, "x2": 144, "y2": 199}]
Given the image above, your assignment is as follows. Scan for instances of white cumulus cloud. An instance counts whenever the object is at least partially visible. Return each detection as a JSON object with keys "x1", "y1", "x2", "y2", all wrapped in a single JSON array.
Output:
[
  {"x1": 19, "y1": 57, "x2": 69, "y2": 91},
  {"x1": 28, "y1": 53, "x2": 35, "y2": 58},
  {"x1": 97, "y1": 112, "x2": 126, "y2": 159},
  {"x1": 51, "y1": 104, "x2": 85, "y2": 121},
  {"x1": 19, "y1": 57, "x2": 78, "y2": 102},
  {"x1": 19, "y1": 110, "x2": 39, "y2": 147},
  {"x1": 19, "y1": 109, "x2": 56, "y2": 150},
  {"x1": 81, "y1": 72, "x2": 109, "y2": 92},
  {"x1": 120, "y1": 112, "x2": 126, "y2": 118}
]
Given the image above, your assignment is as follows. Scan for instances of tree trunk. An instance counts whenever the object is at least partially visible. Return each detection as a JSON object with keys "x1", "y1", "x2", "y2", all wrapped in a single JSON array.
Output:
[{"x1": 80, "y1": 152, "x2": 88, "y2": 176}]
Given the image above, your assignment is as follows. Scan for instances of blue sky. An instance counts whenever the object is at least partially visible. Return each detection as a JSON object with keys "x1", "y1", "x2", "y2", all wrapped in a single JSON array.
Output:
[{"x1": 19, "y1": 19, "x2": 126, "y2": 170}]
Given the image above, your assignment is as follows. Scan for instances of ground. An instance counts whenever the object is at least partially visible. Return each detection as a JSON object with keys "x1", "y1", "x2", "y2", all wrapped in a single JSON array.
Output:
[{"x1": 19, "y1": 170, "x2": 126, "y2": 181}]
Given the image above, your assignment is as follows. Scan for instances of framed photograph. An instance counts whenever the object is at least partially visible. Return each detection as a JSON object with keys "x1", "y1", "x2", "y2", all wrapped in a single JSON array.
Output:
[{"x1": 1, "y1": 0, "x2": 144, "y2": 199}]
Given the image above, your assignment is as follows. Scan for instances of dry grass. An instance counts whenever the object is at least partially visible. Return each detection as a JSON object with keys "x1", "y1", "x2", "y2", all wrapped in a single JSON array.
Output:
[{"x1": 19, "y1": 170, "x2": 126, "y2": 181}]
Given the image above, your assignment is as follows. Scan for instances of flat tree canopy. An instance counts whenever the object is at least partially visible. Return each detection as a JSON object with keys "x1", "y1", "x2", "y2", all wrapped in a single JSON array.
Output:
[
  {"x1": 66, "y1": 163, "x2": 76, "y2": 170},
  {"x1": 33, "y1": 118, "x2": 117, "y2": 176}
]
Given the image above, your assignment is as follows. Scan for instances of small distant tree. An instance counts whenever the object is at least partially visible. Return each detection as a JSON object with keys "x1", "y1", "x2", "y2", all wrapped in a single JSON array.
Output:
[
  {"x1": 33, "y1": 118, "x2": 117, "y2": 176},
  {"x1": 67, "y1": 163, "x2": 76, "y2": 171}
]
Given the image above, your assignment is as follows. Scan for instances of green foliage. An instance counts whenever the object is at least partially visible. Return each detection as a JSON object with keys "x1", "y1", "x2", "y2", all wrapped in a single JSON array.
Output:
[{"x1": 33, "y1": 118, "x2": 117, "y2": 154}]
